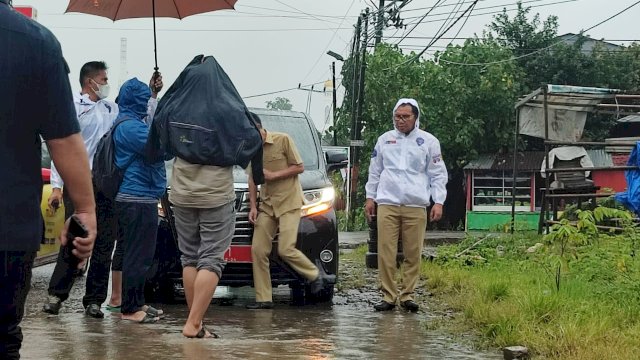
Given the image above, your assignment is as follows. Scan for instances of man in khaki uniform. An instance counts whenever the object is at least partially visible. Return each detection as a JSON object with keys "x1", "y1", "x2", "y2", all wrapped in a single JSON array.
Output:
[{"x1": 246, "y1": 122, "x2": 331, "y2": 309}]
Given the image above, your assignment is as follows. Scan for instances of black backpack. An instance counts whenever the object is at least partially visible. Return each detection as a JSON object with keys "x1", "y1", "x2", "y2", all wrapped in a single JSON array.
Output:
[
  {"x1": 92, "y1": 118, "x2": 134, "y2": 198},
  {"x1": 145, "y1": 55, "x2": 262, "y2": 169}
]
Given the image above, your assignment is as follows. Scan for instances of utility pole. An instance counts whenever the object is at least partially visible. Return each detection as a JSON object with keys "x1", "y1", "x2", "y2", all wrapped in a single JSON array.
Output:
[
  {"x1": 326, "y1": 50, "x2": 344, "y2": 146},
  {"x1": 375, "y1": 0, "x2": 385, "y2": 46},
  {"x1": 349, "y1": 9, "x2": 369, "y2": 231},
  {"x1": 297, "y1": 83, "x2": 325, "y2": 111},
  {"x1": 346, "y1": 13, "x2": 362, "y2": 231},
  {"x1": 374, "y1": 0, "x2": 407, "y2": 47},
  {"x1": 331, "y1": 61, "x2": 338, "y2": 146}
]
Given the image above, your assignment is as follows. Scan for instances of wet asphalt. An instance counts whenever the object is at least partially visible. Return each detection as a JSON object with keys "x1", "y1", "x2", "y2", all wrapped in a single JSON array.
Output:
[{"x1": 18, "y1": 262, "x2": 501, "y2": 360}]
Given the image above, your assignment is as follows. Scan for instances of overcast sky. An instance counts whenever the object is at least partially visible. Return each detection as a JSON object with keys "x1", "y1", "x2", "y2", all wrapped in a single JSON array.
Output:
[{"x1": 10, "y1": 0, "x2": 640, "y2": 132}]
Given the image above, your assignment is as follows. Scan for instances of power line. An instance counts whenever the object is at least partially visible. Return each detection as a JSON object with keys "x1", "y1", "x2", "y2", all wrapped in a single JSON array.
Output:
[
  {"x1": 299, "y1": 0, "x2": 357, "y2": 83},
  {"x1": 395, "y1": 0, "x2": 447, "y2": 45},
  {"x1": 410, "y1": 0, "x2": 479, "y2": 59},
  {"x1": 402, "y1": 0, "x2": 545, "y2": 14},
  {"x1": 395, "y1": 0, "x2": 578, "y2": 25},
  {"x1": 438, "y1": 0, "x2": 640, "y2": 66},
  {"x1": 451, "y1": 0, "x2": 478, "y2": 41},
  {"x1": 434, "y1": 0, "x2": 467, "y2": 45},
  {"x1": 237, "y1": 4, "x2": 359, "y2": 19},
  {"x1": 386, "y1": 0, "x2": 579, "y2": 50},
  {"x1": 242, "y1": 79, "x2": 340, "y2": 99},
  {"x1": 385, "y1": 36, "x2": 640, "y2": 42}
]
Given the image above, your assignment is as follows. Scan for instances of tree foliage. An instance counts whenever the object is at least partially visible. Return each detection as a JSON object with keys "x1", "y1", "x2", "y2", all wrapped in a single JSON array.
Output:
[
  {"x1": 265, "y1": 97, "x2": 293, "y2": 111},
  {"x1": 331, "y1": 1, "x2": 640, "y2": 226}
]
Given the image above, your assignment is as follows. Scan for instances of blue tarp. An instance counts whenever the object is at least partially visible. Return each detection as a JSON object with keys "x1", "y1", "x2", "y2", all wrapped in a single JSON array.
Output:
[
  {"x1": 546, "y1": 84, "x2": 622, "y2": 95},
  {"x1": 616, "y1": 142, "x2": 640, "y2": 215}
]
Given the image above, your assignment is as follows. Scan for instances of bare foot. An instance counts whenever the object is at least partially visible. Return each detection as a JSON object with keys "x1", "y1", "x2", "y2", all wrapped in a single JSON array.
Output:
[
  {"x1": 121, "y1": 310, "x2": 158, "y2": 323},
  {"x1": 183, "y1": 322, "x2": 217, "y2": 338}
]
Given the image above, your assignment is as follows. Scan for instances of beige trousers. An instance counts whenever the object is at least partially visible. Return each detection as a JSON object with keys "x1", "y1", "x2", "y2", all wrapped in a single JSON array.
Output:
[
  {"x1": 251, "y1": 209, "x2": 319, "y2": 302},
  {"x1": 377, "y1": 204, "x2": 427, "y2": 304}
]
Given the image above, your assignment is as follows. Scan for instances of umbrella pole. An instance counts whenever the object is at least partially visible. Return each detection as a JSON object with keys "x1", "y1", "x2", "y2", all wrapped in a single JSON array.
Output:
[{"x1": 152, "y1": 0, "x2": 158, "y2": 72}]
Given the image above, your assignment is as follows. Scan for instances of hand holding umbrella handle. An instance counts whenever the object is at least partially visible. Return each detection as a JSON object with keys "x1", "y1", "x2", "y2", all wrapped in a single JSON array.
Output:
[{"x1": 150, "y1": 71, "x2": 163, "y2": 95}]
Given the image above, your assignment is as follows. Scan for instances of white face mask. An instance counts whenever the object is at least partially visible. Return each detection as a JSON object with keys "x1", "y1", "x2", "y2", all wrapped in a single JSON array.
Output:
[{"x1": 90, "y1": 79, "x2": 110, "y2": 100}]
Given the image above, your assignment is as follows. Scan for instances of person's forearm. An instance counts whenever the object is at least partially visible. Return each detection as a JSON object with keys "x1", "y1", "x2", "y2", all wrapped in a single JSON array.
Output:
[
  {"x1": 46, "y1": 133, "x2": 95, "y2": 213},
  {"x1": 248, "y1": 177, "x2": 258, "y2": 209},
  {"x1": 272, "y1": 164, "x2": 304, "y2": 181}
]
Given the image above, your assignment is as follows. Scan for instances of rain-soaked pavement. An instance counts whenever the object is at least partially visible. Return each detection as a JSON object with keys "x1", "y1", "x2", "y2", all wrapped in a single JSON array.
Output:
[{"x1": 19, "y1": 262, "x2": 502, "y2": 360}]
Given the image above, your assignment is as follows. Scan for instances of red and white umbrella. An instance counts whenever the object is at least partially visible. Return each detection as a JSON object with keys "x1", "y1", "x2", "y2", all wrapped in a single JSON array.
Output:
[{"x1": 66, "y1": 0, "x2": 237, "y2": 71}]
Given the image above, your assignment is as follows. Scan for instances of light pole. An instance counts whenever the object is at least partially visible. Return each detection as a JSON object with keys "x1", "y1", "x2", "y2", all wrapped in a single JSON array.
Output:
[{"x1": 326, "y1": 51, "x2": 344, "y2": 146}]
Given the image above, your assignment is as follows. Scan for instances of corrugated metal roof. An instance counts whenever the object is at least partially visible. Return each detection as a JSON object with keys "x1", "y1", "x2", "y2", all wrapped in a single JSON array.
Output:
[
  {"x1": 617, "y1": 114, "x2": 640, "y2": 123},
  {"x1": 464, "y1": 151, "x2": 545, "y2": 172},
  {"x1": 465, "y1": 150, "x2": 616, "y2": 172},
  {"x1": 463, "y1": 154, "x2": 495, "y2": 170},
  {"x1": 494, "y1": 151, "x2": 546, "y2": 171},
  {"x1": 586, "y1": 149, "x2": 613, "y2": 167}
]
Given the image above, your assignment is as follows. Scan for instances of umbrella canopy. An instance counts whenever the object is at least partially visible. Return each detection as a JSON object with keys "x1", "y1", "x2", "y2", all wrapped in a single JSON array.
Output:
[{"x1": 66, "y1": 0, "x2": 237, "y2": 70}]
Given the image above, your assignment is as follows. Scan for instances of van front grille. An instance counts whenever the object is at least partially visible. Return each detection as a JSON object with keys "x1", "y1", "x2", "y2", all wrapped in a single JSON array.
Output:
[{"x1": 233, "y1": 190, "x2": 253, "y2": 244}]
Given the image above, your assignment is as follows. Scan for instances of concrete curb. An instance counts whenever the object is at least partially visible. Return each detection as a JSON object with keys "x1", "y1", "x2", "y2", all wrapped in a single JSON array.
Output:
[{"x1": 338, "y1": 231, "x2": 467, "y2": 250}]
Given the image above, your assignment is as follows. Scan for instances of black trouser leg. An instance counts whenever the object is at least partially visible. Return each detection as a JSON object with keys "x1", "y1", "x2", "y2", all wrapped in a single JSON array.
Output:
[
  {"x1": 118, "y1": 201, "x2": 158, "y2": 314},
  {"x1": 46, "y1": 190, "x2": 76, "y2": 302},
  {"x1": 82, "y1": 192, "x2": 117, "y2": 308},
  {"x1": 0, "y1": 251, "x2": 36, "y2": 360},
  {"x1": 112, "y1": 239, "x2": 123, "y2": 271}
]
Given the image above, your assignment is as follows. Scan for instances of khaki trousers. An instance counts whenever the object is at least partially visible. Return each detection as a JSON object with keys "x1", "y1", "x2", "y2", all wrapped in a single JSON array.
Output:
[
  {"x1": 377, "y1": 204, "x2": 427, "y2": 304},
  {"x1": 251, "y1": 209, "x2": 319, "y2": 302}
]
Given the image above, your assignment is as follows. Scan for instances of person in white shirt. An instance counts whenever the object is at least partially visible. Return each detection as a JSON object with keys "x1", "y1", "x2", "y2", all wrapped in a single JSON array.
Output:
[
  {"x1": 43, "y1": 61, "x2": 162, "y2": 318},
  {"x1": 364, "y1": 98, "x2": 448, "y2": 312}
]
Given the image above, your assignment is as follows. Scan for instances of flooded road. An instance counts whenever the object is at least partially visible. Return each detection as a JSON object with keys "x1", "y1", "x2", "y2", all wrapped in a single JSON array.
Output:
[{"x1": 19, "y1": 263, "x2": 501, "y2": 360}]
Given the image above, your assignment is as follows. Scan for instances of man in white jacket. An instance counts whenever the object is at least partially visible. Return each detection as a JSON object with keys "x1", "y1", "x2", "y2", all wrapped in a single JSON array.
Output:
[
  {"x1": 43, "y1": 61, "x2": 162, "y2": 318},
  {"x1": 364, "y1": 98, "x2": 448, "y2": 312}
]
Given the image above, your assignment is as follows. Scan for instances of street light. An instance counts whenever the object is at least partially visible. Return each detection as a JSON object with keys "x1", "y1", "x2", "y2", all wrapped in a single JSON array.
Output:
[
  {"x1": 326, "y1": 50, "x2": 344, "y2": 62},
  {"x1": 326, "y1": 51, "x2": 344, "y2": 146}
]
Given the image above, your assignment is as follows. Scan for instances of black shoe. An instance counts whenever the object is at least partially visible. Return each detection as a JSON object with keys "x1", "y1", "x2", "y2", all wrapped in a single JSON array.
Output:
[
  {"x1": 245, "y1": 301, "x2": 274, "y2": 310},
  {"x1": 400, "y1": 300, "x2": 420, "y2": 313},
  {"x1": 42, "y1": 296, "x2": 62, "y2": 315},
  {"x1": 309, "y1": 260, "x2": 337, "y2": 295},
  {"x1": 374, "y1": 301, "x2": 396, "y2": 311},
  {"x1": 84, "y1": 304, "x2": 104, "y2": 318},
  {"x1": 309, "y1": 275, "x2": 325, "y2": 295}
]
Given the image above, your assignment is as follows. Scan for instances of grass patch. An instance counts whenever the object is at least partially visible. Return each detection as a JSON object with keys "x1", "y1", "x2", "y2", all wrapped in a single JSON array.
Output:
[
  {"x1": 422, "y1": 231, "x2": 640, "y2": 359},
  {"x1": 337, "y1": 245, "x2": 369, "y2": 291}
]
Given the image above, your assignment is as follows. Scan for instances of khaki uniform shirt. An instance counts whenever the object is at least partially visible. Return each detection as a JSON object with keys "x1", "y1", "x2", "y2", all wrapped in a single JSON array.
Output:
[
  {"x1": 259, "y1": 131, "x2": 304, "y2": 218},
  {"x1": 169, "y1": 157, "x2": 235, "y2": 208}
]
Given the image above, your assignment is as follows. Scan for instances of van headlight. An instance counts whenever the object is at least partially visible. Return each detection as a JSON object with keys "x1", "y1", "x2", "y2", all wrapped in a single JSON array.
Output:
[{"x1": 301, "y1": 187, "x2": 335, "y2": 217}]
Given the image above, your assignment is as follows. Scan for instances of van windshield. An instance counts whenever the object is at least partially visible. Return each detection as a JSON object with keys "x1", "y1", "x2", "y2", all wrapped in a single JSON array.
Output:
[
  {"x1": 256, "y1": 113, "x2": 319, "y2": 170},
  {"x1": 165, "y1": 111, "x2": 319, "y2": 183}
]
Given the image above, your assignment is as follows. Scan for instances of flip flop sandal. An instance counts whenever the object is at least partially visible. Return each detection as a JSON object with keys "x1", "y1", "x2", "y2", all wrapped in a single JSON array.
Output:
[
  {"x1": 106, "y1": 304, "x2": 121, "y2": 313},
  {"x1": 188, "y1": 324, "x2": 219, "y2": 339},
  {"x1": 142, "y1": 305, "x2": 164, "y2": 318},
  {"x1": 121, "y1": 313, "x2": 159, "y2": 324},
  {"x1": 137, "y1": 313, "x2": 159, "y2": 324}
]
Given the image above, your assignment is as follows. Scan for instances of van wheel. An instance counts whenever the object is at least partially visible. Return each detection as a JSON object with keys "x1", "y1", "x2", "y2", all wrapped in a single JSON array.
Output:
[
  {"x1": 291, "y1": 284, "x2": 306, "y2": 306},
  {"x1": 305, "y1": 284, "x2": 335, "y2": 304}
]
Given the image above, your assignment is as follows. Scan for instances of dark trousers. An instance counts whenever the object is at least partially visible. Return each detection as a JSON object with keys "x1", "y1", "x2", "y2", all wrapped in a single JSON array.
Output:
[
  {"x1": 0, "y1": 251, "x2": 36, "y2": 360},
  {"x1": 47, "y1": 191, "x2": 119, "y2": 307},
  {"x1": 117, "y1": 201, "x2": 157, "y2": 314}
]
